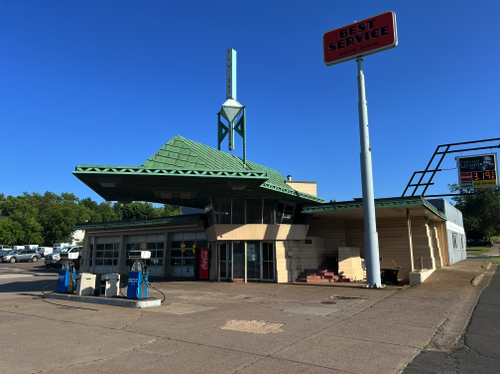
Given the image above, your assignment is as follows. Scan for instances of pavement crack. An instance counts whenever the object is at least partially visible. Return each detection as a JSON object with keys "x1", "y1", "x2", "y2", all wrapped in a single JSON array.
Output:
[{"x1": 119, "y1": 311, "x2": 143, "y2": 330}]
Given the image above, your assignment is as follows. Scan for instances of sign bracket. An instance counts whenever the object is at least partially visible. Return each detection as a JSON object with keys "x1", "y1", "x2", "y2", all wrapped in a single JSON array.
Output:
[{"x1": 402, "y1": 138, "x2": 500, "y2": 197}]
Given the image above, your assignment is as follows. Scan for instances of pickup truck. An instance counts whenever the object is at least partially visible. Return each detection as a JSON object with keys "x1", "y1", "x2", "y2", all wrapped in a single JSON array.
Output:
[{"x1": 44, "y1": 246, "x2": 82, "y2": 268}]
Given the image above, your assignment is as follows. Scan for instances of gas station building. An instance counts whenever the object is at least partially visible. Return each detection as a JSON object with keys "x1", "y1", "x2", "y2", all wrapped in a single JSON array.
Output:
[{"x1": 73, "y1": 134, "x2": 466, "y2": 285}]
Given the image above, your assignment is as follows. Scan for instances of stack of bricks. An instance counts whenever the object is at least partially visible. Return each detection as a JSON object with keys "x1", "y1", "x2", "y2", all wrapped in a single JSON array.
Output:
[{"x1": 338, "y1": 246, "x2": 365, "y2": 281}]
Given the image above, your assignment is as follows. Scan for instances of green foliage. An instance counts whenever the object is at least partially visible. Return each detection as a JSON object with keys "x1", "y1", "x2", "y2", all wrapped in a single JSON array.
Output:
[
  {"x1": 0, "y1": 194, "x2": 43, "y2": 244},
  {"x1": 158, "y1": 204, "x2": 180, "y2": 216},
  {"x1": 0, "y1": 192, "x2": 179, "y2": 245},
  {"x1": 449, "y1": 184, "x2": 500, "y2": 240}
]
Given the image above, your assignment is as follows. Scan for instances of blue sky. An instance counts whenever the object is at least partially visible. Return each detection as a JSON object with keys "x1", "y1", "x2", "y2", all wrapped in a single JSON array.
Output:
[{"x1": 1, "y1": 1, "x2": 499, "y2": 203}]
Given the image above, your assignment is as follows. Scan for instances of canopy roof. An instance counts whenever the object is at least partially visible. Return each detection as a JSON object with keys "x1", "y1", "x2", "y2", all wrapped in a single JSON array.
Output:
[
  {"x1": 302, "y1": 196, "x2": 446, "y2": 221},
  {"x1": 73, "y1": 135, "x2": 324, "y2": 208}
]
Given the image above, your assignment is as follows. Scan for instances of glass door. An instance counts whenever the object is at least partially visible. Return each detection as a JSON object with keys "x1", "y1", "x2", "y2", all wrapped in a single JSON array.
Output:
[
  {"x1": 262, "y1": 242, "x2": 275, "y2": 281},
  {"x1": 218, "y1": 242, "x2": 231, "y2": 280},
  {"x1": 246, "y1": 241, "x2": 261, "y2": 280},
  {"x1": 232, "y1": 241, "x2": 244, "y2": 279},
  {"x1": 217, "y1": 241, "x2": 275, "y2": 282}
]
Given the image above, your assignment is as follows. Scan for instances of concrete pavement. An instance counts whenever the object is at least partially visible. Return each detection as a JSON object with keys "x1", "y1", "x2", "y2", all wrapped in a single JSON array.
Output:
[
  {"x1": 0, "y1": 254, "x2": 497, "y2": 374},
  {"x1": 403, "y1": 243, "x2": 500, "y2": 374}
]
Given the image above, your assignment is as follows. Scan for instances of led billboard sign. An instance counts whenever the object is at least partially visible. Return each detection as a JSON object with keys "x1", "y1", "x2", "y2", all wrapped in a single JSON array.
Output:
[{"x1": 456, "y1": 153, "x2": 498, "y2": 189}]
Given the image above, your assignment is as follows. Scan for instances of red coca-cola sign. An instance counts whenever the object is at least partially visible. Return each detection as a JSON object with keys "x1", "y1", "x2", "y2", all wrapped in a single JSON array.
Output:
[{"x1": 199, "y1": 247, "x2": 209, "y2": 279}]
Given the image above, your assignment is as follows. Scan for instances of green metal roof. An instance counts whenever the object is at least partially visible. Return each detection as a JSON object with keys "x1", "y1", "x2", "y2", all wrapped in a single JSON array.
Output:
[{"x1": 73, "y1": 135, "x2": 323, "y2": 207}]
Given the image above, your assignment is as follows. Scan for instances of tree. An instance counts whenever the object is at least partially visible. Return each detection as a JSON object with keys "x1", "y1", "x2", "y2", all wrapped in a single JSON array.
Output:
[
  {"x1": 0, "y1": 196, "x2": 43, "y2": 244},
  {"x1": 450, "y1": 184, "x2": 500, "y2": 240},
  {"x1": 0, "y1": 191, "x2": 180, "y2": 245},
  {"x1": 155, "y1": 204, "x2": 180, "y2": 217},
  {"x1": 96, "y1": 201, "x2": 118, "y2": 221},
  {"x1": 0, "y1": 218, "x2": 23, "y2": 245},
  {"x1": 114, "y1": 201, "x2": 158, "y2": 220}
]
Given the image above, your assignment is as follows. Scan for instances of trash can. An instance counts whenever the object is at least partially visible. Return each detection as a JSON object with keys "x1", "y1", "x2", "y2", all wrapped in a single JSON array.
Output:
[
  {"x1": 381, "y1": 268, "x2": 400, "y2": 285},
  {"x1": 99, "y1": 273, "x2": 120, "y2": 297},
  {"x1": 76, "y1": 272, "x2": 96, "y2": 296}
]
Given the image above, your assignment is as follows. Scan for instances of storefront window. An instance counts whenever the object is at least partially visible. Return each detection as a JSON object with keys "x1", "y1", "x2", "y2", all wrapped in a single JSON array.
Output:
[
  {"x1": 246, "y1": 199, "x2": 263, "y2": 223},
  {"x1": 206, "y1": 198, "x2": 295, "y2": 226},
  {"x1": 263, "y1": 200, "x2": 277, "y2": 224},
  {"x1": 212, "y1": 198, "x2": 231, "y2": 224},
  {"x1": 232, "y1": 199, "x2": 245, "y2": 224}
]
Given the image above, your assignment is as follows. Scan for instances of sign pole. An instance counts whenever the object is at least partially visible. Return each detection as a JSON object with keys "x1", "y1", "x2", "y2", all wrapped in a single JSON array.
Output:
[
  {"x1": 356, "y1": 57, "x2": 382, "y2": 288},
  {"x1": 323, "y1": 10, "x2": 397, "y2": 288}
]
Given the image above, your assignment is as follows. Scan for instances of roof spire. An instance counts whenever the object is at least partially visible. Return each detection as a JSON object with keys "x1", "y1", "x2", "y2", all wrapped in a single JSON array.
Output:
[{"x1": 217, "y1": 47, "x2": 247, "y2": 164}]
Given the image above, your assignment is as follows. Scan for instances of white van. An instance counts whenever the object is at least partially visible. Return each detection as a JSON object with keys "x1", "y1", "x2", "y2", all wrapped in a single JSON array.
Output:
[
  {"x1": 38, "y1": 247, "x2": 53, "y2": 257},
  {"x1": 53, "y1": 243, "x2": 70, "y2": 252}
]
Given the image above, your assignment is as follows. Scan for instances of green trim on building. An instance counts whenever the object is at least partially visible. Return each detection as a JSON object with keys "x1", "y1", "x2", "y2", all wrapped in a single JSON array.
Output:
[
  {"x1": 75, "y1": 213, "x2": 204, "y2": 230},
  {"x1": 302, "y1": 196, "x2": 446, "y2": 220},
  {"x1": 73, "y1": 165, "x2": 269, "y2": 179}
]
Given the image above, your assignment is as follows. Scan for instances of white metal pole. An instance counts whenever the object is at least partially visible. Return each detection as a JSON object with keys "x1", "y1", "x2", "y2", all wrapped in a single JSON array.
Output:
[{"x1": 356, "y1": 57, "x2": 382, "y2": 288}]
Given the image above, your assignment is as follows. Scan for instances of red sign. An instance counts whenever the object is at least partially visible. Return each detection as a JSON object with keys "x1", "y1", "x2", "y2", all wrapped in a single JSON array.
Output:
[
  {"x1": 198, "y1": 247, "x2": 209, "y2": 279},
  {"x1": 323, "y1": 11, "x2": 397, "y2": 66},
  {"x1": 460, "y1": 172, "x2": 472, "y2": 181}
]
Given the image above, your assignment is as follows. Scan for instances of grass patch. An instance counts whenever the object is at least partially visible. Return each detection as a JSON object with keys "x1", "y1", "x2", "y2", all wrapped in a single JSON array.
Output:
[
  {"x1": 466, "y1": 247, "x2": 492, "y2": 255},
  {"x1": 489, "y1": 258, "x2": 500, "y2": 263}
]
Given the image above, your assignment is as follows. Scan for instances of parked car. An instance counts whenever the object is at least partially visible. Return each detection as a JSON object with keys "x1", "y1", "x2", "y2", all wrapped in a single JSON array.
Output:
[
  {"x1": 467, "y1": 238, "x2": 494, "y2": 247},
  {"x1": 0, "y1": 248, "x2": 13, "y2": 259},
  {"x1": 0, "y1": 245, "x2": 12, "y2": 251},
  {"x1": 44, "y1": 250, "x2": 61, "y2": 267},
  {"x1": 37, "y1": 247, "x2": 53, "y2": 257},
  {"x1": 1, "y1": 248, "x2": 42, "y2": 263},
  {"x1": 45, "y1": 246, "x2": 82, "y2": 268}
]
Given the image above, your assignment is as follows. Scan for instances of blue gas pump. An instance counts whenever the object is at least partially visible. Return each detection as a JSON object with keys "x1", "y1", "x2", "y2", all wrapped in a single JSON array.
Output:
[
  {"x1": 126, "y1": 250, "x2": 150, "y2": 299},
  {"x1": 57, "y1": 261, "x2": 76, "y2": 293}
]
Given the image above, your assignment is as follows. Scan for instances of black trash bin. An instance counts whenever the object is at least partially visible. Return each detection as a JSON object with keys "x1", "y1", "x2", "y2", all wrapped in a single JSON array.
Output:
[{"x1": 381, "y1": 268, "x2": 400, "y2": 285}]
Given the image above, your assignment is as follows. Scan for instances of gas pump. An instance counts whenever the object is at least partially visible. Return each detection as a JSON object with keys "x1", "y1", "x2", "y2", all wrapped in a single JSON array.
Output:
[
  {"x1": 126, "y1": 250, "x2": 150, "y2": 299},
  {"x1": 56, "y1": 251, "x2": 78, "y2": 293}
]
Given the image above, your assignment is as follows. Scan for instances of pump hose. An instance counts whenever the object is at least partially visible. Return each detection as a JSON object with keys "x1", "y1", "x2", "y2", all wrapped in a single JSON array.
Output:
[
  {"x1": 147, "y1": 281, "x2": 166, "y2": 303},
  {"x1": 42, "y1": 282, "x2": 57, "y2": 295},
  {"x1": 119, "y1": 275, "x2": 128, "y2": 298}
]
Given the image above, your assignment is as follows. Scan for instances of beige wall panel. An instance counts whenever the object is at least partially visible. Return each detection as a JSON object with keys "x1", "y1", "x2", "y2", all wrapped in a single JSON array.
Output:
[
  {"x1": 307, "y1": 217, "x2": 346, "y2": 259},
  {"x1": 275, "y1": 241, "x2": 288, "y2": 283},
  {"x1": 285, "y1": 181, "x2": 317, "y2": 196},
  {"x1": 410, "y1": 217, "x2": 435, "y2": 270},
  {"x1": 376, "y1": 219, "x2": 412, "y2": 283},
  {"x1": 436, "y1": 221, "x2": 449, "y2": 265},
  {"x1": 285, "y1": 237, "x2": 326, "y2": 282},
  {"x1": 206, "y1": 224, "x2": 309, "y2": 241}
]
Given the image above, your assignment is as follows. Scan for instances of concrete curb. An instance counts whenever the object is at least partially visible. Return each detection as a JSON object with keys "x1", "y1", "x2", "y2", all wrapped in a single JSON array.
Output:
[
  {"x1": 43, "y1": 292, "x2": 162, "y2": 308},
  {"x1": 471, "y1": 260, "x2": 492, "y2": 287}
]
